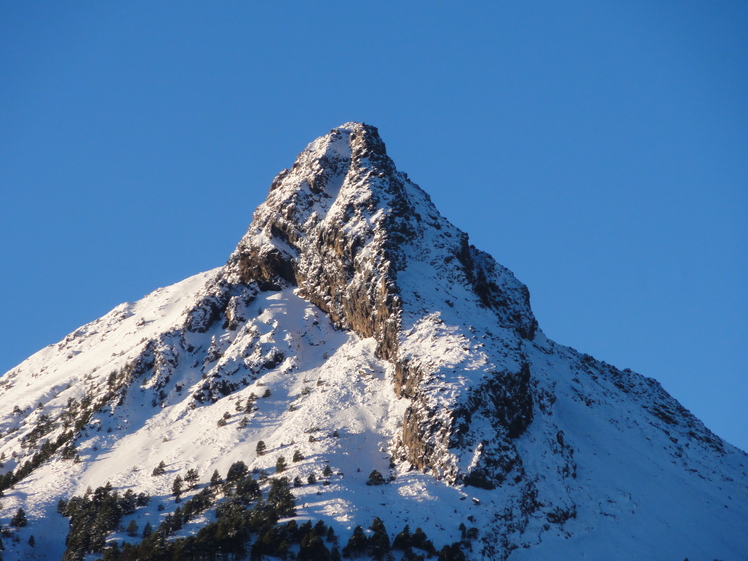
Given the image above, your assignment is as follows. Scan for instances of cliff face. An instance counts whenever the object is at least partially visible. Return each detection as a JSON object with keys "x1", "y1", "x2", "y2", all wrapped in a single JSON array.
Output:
[
  {"x1": 223, "y1": 124, "x2": 406, "y2": 365},
  {"x1": 216, "y1": 122, "x2": 539, "y2": 486},
  {"x1": 0, "y1": 123, "x2": 746, "y2": 561}
]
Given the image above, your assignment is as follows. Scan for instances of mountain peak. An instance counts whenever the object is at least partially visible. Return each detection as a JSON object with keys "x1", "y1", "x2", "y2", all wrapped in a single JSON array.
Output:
[
  {"x1": 307, "y1": 121, "x2": 389, "y2": 162},
  {"x1": 221, "y1": 122, "x2": 537, "y2": 372},
  {"x1": 1, "y1": 123, "x2": 746, "y2": 561},
  {"x1": 269, "y1": 121, "x2": 391, "y2": 200}
]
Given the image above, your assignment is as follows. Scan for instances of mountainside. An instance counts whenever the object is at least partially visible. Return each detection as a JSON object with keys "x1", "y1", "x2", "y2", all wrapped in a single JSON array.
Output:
[{"x1": 1, "y1": 122, "x2": 746, "y2": 561}]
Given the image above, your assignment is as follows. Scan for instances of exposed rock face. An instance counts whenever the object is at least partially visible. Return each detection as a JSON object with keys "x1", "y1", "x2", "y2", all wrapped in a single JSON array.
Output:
[
  {"x1": 223, "y1": 124, "x2": 404, "y2": 362},
  {"x1": 215, "y1": 122, "x2": 540, "y2": 484}
]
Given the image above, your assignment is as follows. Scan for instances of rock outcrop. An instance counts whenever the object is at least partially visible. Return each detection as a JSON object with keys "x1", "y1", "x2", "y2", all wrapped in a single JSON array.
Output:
[{"x1": 214, "y1": 122, "x2": 540, "y2": 485}]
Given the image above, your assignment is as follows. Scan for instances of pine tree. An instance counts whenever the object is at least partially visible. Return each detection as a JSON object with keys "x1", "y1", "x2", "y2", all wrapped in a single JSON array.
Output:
[
  {"x1": 210, "y1": 469, "x2": 223, "y2": 486},
  {"x1": 343, "y1": 525, "x2": 368, "y2": 558},
  {"x1": 185, "y1": 468, "x2": 199, "y2": 489},
  {"x1": 256, "y1": 440, "x2": 267, "y2": 456},
  {"x1": 314, "y1": 520, "x2": 328, "y2": 536},
  {"x1": 276, "y1": 456, "x2": 287, "y2": 473},
  {"x1": 369, "y1": 517, "x2": 391, "y2": 561},
  {"x1": 293, "y1": 449, "x2": 304, "y2": 462},
  {"x1": 267, "y1": 477, "x2": 296, "y2": 517},
  {"x1": 299, "y1": 531, "x2": 330, "y2": 561},
  {"x1": 393, "y1": 525, "x2": 411, "y2": 550},
  {"x1": 172, "y1": 474, "x2": 183, "y2": 498},
  {"x1": 173, "y1": 506, "x2": 184, "y2": 531},
  {"x1": 411, "y1": 528, "x2": 435, "y2": 555},
  {"x1": 227, "y1": 460, "x2": 248, "y2": 482},
  {"x1": 438, "y1": 543, "x2": 467, "y2": 561},
  {"x1": 152, "y1": 460, "x2": 166, "y2": 476},
  {"x1": 367, "y1": 470, "x2": 386, "y2": 486},
  {"x1": 323, "y1": 464, "x2": 333, "y2": 477},
  {"x1": 10, "y1": 507, "x2": 27, "y2": 527},
  {"x1": 126, "y1": 519, "x2": 138, "y2": 537}
]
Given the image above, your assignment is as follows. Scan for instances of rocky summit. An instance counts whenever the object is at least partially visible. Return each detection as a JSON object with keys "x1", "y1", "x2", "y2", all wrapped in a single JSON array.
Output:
[{"x1": 0, "y1": 123, "x2": 746, "y2": 561}]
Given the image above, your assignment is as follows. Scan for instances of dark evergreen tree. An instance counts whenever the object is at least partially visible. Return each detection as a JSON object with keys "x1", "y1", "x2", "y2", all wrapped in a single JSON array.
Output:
[
  {"x1": 298, "y1": 520, "x2": 313, "y2": 538},
  {"x1": 393, "y1": 525, "x2": 412, "y2": 550},
  {"x1": 267, "y1": 477, "x2": 296, "y2": 517},
  {"x1": 293, "y1": 449, "x2": 304, "y2": 462},
  {"x1": 10, "y1": 507, "x2": 27, "y2": 527},
  {"x1": 402, "y1": 548, "x2": 426, "y2": 561},
  {"x1": 411, "y1": 528, "x2": 436, "y2": 555},
  {"x1": 236, "y1": 474, "x2": 261, "y2": 504},
  {"x1": 343, "y1": 525, "x2": 367, "y2": 558},
  {"x1": 61, "y1": 444, "x2": 77, "y2": 460},
  {"x1": 171, "y1": 474, "x2": 183, "y2": 498},
  {"x1": 438, "y1": 543, "x2": 467, "y2": 561},
  {"x1": 152, "y1": 460, "x2": 166, "y2": 476},
  {"x1": 299, "y1": 530, "x2": 330, "y2": 561},
  {"x1": 185, "y1": 467, "x2": 199, "y2": 489},
  {"x1": 126, "y1": 519, "x2": 138, "y2": 537},
  {"x1": 369, "y1": 517, "x2": 391, "y2": 560},
  {"x1": 314, "y1": 520, "x2": 328, "y2": 536},
  {"x1": 367, "y1": 470, "x2": 386, "y2": 486},
  {"x1": 276, "y1": 456, "x2": 288, "y2": 473},
  {"x1": 210, "y1": 469, "x2": 223, "y2": 486},
  {"x1": 256, "y1": 440, "x2": 267, "y2": 456},
  {"x1": 173, "y1": 506, "x2": 184, "y2": 531},
  {"x1": 227, "y1": 460, "x2": 249, "y2": 481}
]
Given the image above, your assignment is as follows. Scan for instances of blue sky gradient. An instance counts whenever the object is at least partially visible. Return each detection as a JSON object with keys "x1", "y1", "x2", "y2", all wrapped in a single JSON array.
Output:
[{"x1": 1, "y1": 2, "x2": 746, "y2": 450}]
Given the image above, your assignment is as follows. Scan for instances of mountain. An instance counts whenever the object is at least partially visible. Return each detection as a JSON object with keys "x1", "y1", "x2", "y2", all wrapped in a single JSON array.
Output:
[{"x1": 0, "y1": 122, "x2": 746, "y2": 561}]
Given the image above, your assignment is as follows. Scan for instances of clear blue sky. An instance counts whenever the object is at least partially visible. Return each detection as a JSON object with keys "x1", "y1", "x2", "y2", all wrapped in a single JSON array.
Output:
[{"x1": 1, "y1": 2, "x2": 746, "y2": 451}]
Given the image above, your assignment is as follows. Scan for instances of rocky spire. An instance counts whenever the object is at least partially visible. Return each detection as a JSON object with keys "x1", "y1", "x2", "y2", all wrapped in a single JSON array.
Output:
[
  {"x1": 212, "y1": 122, "x2": 542, "y2": 486},
  {"x1": 222, "y1": 122, "x2": 537, "y2": 373}
]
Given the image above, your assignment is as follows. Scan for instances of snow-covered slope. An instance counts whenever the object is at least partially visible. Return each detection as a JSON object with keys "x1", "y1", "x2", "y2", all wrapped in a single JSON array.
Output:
[{"x1": 1, "y1": 123, "x2": 746, "y2": 561}]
